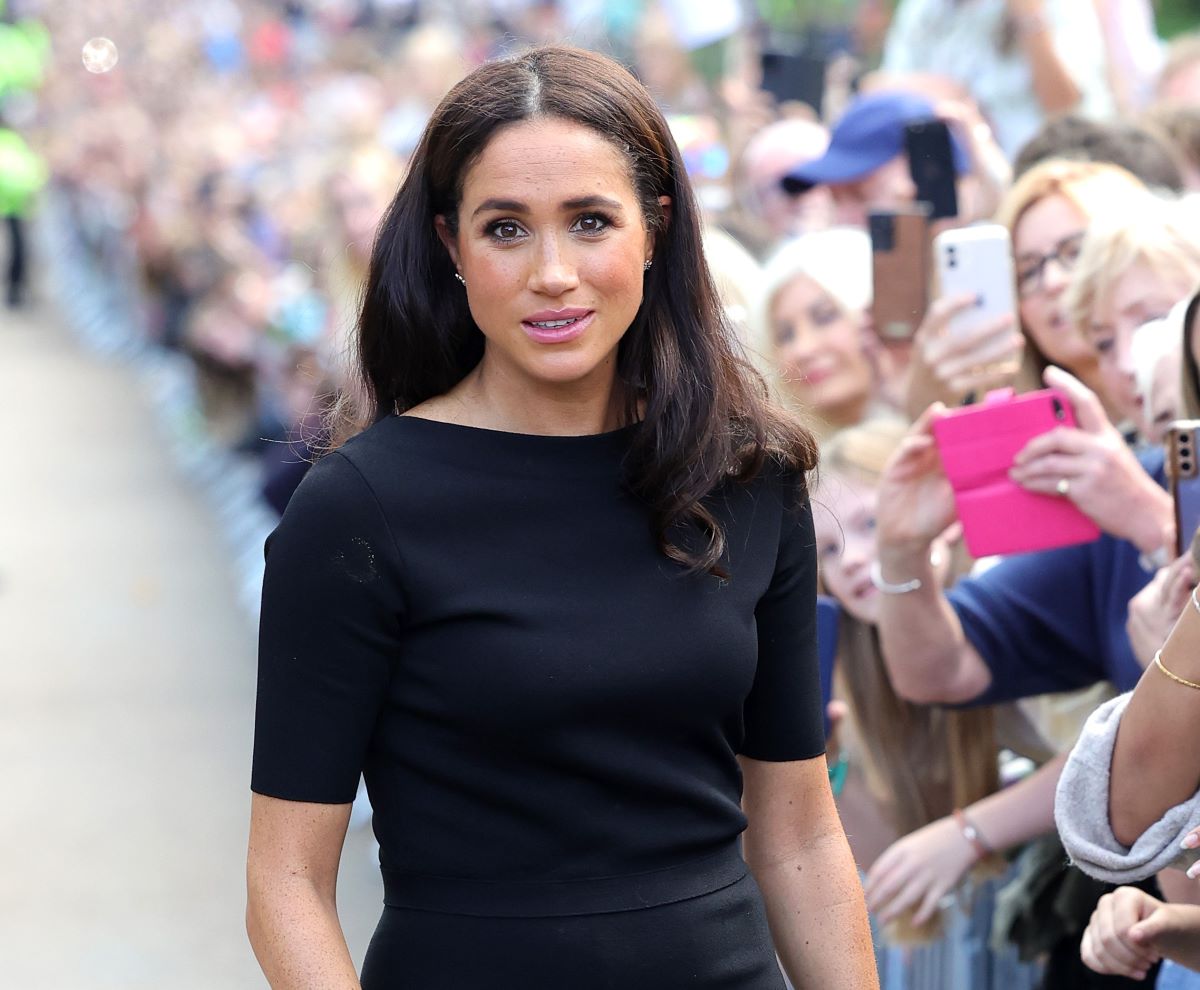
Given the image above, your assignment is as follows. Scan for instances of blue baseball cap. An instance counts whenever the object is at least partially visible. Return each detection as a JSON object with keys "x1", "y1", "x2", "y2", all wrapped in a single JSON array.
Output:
[{"x1": 782, "y1": 91, "x2": 970, "y2": 192}]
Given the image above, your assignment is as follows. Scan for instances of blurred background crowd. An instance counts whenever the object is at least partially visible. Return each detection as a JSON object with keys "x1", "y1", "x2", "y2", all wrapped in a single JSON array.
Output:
[{"x1": 7, "y1": 0, "x2": 1200, "y2": 987}]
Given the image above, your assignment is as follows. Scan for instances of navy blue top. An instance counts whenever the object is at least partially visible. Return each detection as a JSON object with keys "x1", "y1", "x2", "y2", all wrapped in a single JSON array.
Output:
[
  {"x1": 948, "y1": 448, "x2": 1164, "y2": 705},
  {"x1": 250, "y1": 415, "x2": 823, "y2": 914}
]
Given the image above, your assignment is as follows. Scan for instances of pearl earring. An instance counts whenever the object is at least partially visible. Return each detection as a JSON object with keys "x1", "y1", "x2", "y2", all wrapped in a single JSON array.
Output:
[{"x1": 454, "y1": 272, "x2": 466, "y2": 286}]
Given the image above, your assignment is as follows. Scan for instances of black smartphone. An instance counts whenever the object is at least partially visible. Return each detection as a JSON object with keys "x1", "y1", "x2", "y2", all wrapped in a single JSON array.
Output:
[
  {"x1": 904, "y1": 118, "x2": 959, "y2": 221},
  {"x1": 759, "y1": 50, "x2": 827, "y2": 116},
  {"x1": 816, "y1": 595, "x2": 839, "y2": 739}
]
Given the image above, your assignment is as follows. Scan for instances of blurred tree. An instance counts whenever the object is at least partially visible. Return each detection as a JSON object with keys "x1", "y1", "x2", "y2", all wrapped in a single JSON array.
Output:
[
  {"x1": 755, "y1": 0, "x2": 858, "y2": 33},
  {"x1": 1157, "y1": 1, "x2": 1199, "y2": 39}
]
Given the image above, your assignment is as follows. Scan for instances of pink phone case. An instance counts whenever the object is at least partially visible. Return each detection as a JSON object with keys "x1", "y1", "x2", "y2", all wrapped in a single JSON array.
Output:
[{"x1": 932, "y1": 388, "x2": 1101, "y2": 558}]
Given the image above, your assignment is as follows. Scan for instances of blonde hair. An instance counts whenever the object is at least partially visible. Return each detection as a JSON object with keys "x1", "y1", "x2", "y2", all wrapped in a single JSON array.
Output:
[
  {"x1": 822, "y1": 419, "x2": 999, "y2": 943},
  {"x1": 702, "y1": 225, "x2": 763, "y2": 347},
  {"x1": 1131, "y1": 313, "x2": 1180, "y2": 410},
  {"x1": 993, "y1": 159, "x2": 1149, "y2": 385},
  {"x1": 995, "y1": 157, "x2": 1148, "y2": 234},
  {"x1": 750, "y1": 227, "x2": 872, "y2": 375},
  {"x1": 1063, "y1": 194, "x2": 1200, "y2": 338}
]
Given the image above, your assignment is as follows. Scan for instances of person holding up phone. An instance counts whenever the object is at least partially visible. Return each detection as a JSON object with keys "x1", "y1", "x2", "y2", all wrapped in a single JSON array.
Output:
[
  {"x1": 781, "y1": 90, "x2": 972, "y2": 231},
  {"x1": 876, "y1": 364, "x2": 1171, "y2": 712},
  {"x1": 904, "y1": 159, "x2": 1149, "y2": 419},
  {"x1": 813, "y1": 419, "x2": 1044, "y2": 987},
  {"x1": 874, "y1": 367, "x2": 1174, "y2": 983}
]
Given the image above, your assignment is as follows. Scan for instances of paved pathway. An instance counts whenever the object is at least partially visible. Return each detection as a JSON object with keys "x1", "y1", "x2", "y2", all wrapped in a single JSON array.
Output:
[{"x1": 0, "y1": 302, "x2": 380, "y2": 988}]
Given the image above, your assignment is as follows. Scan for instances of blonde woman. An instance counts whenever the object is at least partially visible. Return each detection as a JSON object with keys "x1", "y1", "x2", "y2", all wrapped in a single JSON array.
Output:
[
  {"x1": 751, "y1": 228, "x2": 883, "y2": 441},
  {"x1": 906, "y1": 159, "x2": 1150, "y2": 418},
  {"x1": 1063, "y1": 195, "x2": 1200, "y2": 431}
]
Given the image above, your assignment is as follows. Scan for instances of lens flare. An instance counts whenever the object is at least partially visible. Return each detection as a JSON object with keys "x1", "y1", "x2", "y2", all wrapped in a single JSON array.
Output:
[{"x1": 82, "y1": 38, "x2": 119, "y2": 74}]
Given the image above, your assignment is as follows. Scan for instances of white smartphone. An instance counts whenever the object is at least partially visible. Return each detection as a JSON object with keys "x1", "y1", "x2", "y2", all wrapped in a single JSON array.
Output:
[{"x1": 932, "y1": 224, "x2": 1017, "y2": 338}]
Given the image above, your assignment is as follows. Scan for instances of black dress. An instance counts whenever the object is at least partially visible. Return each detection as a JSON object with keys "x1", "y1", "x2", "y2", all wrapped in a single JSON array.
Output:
[{"x1": 251, "y1": 416, "x2": 824, "y2": 989}]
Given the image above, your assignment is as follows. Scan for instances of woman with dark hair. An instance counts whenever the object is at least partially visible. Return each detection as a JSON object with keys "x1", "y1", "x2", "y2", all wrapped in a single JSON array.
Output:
[{"x1": 245, "y1": 45, "x2": 876, "y2": 989}]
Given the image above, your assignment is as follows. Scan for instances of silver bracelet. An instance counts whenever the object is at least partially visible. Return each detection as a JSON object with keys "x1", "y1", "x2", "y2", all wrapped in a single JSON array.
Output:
[
  {"x1": 870, "y1": 560, "x2": 923, "y2": 595},
  {"x1": 1191, "y1": 584, "x2": 1200, "y2": 619}
]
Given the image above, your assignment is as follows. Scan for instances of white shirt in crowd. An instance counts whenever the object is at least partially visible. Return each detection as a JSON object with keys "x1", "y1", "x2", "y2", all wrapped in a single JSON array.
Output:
[{"x1": 883, "y1": 0, "x2": 1116, "y2": 157}]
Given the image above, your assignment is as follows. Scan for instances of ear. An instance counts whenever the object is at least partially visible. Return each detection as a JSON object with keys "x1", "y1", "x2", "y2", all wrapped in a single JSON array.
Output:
[
  {"x1": 434, "y1": 215, "x2": 460, "y2": 269},
  {"x1": 645, "y1": 195, "x2": 672, "y2": 263}
]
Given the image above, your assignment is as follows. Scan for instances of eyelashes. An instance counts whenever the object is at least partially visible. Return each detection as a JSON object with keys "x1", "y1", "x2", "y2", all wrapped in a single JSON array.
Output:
[{"x1": 482, "y1": 212, "x2": 616, "y2": 243}]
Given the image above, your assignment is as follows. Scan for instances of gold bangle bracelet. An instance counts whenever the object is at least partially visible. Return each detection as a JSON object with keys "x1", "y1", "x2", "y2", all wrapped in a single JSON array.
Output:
[{"x1": 1153, "y1": 650, "x2": 1200, "y2": 691}]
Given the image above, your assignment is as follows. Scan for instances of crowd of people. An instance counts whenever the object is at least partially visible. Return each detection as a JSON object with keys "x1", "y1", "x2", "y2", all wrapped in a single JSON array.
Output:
[{"x1": 13, "y1": 0, "x2": 1200, "y2": 986}]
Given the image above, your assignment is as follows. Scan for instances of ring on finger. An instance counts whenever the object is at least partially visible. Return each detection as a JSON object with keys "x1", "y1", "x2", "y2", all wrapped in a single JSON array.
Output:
[{"x1": 1056, "y1": 477, "x2": 1071, "y2": 497}]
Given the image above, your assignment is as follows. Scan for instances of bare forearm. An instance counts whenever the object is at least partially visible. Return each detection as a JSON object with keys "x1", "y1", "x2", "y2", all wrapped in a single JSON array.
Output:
[
  {"x1": 247, "y1": 878, "x2": 360, "y2": 990},
  {"x1": 876, "y1": 546, "x2": 988, "y2": 703},
  {"x1": 1019, "y1": 21, "x2": 1081, "y2": 114},
  {"x1": 1110, "y1": 603, "x2": 1200, "y2": 845},
  {"x1": 750, "y1": 832, "x2": 878, "y2": 989},
  {"x1": 964, "y1": 754, "x2": 1064, "y2": 851}
]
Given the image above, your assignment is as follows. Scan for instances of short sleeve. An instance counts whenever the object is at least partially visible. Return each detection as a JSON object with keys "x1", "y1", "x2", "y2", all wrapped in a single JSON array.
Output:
[
  {"x1": 740, "y1": 480, "x2": 826, "y2": 761},
  {"x1": 250, "y1": 451, "x2": 405, "y2": 803},
  {"x1": 948, "y1": 541, "x2": 1108, "y2": 707}
]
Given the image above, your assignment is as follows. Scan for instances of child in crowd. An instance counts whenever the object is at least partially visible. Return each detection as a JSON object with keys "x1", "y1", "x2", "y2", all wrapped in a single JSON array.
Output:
[{"x1": 816, "y1": 418, "x2": 1043, "y2": 987}]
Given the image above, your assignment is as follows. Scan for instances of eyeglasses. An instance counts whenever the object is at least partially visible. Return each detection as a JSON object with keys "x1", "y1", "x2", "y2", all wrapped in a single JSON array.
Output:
[{"x1": 1015, "y1": 231, "x2": 1086, "y2": 298}]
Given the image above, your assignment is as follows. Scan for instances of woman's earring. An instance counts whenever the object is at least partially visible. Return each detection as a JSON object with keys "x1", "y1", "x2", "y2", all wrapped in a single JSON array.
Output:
[
  {"x1": 643, "y1": 260, "x2": 652, "y2": 271},
  {"x1": 455, "y1": 272, "x2": 466, "y2": 286}
]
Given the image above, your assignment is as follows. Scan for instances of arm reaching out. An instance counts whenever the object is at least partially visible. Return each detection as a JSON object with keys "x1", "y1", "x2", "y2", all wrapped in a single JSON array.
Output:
[{"x1": 874, "y1": 406, "x2": 993, "y2": 704}]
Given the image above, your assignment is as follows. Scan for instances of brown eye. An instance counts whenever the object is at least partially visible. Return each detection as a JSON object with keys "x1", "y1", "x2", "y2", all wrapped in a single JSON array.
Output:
[
  {"x1": 1060, "y1": 236, "x2": 1084, "y2": 266},
  {"x1": 571, "y1": 213, "x2": 611, "y2": 234},
  {"x1": 487, "y1": 220, "x2": 526, "y2": 241}
]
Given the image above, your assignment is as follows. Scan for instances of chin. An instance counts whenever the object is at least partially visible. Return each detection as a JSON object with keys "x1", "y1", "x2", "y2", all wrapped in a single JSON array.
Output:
[
  {"x1": 845, "y1": 600, "x2": 879, "y2": 626},
  {"x1": 520, "y1": 352, "x2": 612, "y2": 386}
]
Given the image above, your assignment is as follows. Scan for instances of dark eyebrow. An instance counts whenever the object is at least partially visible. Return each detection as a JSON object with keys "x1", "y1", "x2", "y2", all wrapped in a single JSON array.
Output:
[{"x1": 470, "y1": 194, "x2": 626, "y2": 219}]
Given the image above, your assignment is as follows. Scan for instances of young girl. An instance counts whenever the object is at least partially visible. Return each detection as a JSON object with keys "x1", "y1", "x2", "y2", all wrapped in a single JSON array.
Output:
[{"x1": 815, "y1": 418, "x2": 1043, "y2": 988}]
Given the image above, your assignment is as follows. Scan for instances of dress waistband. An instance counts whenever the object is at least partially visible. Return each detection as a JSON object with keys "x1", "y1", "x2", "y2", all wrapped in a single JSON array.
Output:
[{"x1": 380, "y1": 842, "x2": 747, "y2": 918}]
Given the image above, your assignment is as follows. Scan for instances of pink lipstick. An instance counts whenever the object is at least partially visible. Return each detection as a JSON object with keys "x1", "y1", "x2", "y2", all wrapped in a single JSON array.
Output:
[{"x1": 521, "y1": 308, "x2": 593, "y2": 344}]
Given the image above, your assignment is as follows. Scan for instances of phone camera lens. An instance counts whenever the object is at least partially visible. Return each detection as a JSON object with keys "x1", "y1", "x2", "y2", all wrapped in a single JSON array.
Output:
[{"x1": 1052, "y1": 397, "x2": 1065, "y2": 420}]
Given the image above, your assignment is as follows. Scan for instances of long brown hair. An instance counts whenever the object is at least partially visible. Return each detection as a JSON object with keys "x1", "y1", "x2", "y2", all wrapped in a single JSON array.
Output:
[
  {"x1": 822, "y1": 421, "x2": 998, "y2": 940},
  {"x1": 329, "y1": 45, "x2": 816, "y2": 576}
]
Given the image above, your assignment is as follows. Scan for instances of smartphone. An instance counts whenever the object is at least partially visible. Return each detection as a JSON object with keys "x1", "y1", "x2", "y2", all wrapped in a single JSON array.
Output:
[
  {"x1": 760, "y1": 50, "x2": 827, "y2": 115},
  {"x1": 816, "y1": 595, "x2": 839, "y2": 739},
  {"x1": 1168, "y1": 421, "x2": 1200, "y2": 557},
  {"x1": 932, "y1": 387, "x2": 1101, "y2": 557},
  {"x1": 933, "y1": 224, "x2": 1017, "y2": 338},
  {"x1": 905, "y1": 118, "x2": 958, "y2": 220},
  {"x1": 869, "y1": 205, "x2": 931, "y2": 343}
]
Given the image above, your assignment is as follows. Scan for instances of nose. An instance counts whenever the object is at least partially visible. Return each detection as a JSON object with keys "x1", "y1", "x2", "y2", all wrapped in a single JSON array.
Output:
[
  {"x1": 779, "y1": 328, "x2": 818, "y2": 372},
  {"x1": 840, "y1": 539, "x2": 870, "y2": 577},
  {"x1": 1042, "y1": 255, "x2": 1070, "y2": 296},
  {"x1": 829, "y1": 184, "x2": 866, "y2": 228},
  {"x1": 1114, "y1": 326, "x2": 1136, "y2": 380},
  {"x1": 527, "y1": 233, "x2": 579, "y2": 297}
]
